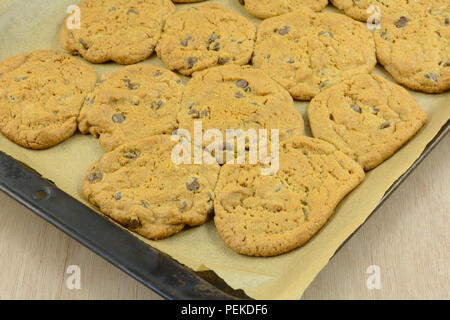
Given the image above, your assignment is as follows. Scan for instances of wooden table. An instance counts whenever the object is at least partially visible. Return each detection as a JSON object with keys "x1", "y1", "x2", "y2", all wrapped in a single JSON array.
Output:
[{"x1": 0, "y1": 134, "x2": 448, "y2": 300}]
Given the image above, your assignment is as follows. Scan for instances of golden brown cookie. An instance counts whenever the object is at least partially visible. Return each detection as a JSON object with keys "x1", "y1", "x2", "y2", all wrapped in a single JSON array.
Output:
[
  {"x1": 156, "y1": 3, "x2": 256, "y2": 75},
  {"x1": 59, "y1": 0, "x2": 175, "y2": 64},
  {"x1": 252, "y1": 7, "x2": 377, "y2": 100},
  {"x1": 240, "y1": 0, "x2": 329, "y2": 19},
  {"x1": 374, "y1": 0, "x2": 450, "y2": 93},
  {"x1": 83, "y1": 135, "x2": 221, "y2": 240},
  {"x1": 78, "y1": 65, "x2": 184, "y2": 152},
  {"x1": 0, "y1": 50, "x2": 97, "y2": 149},
  {"x1": 214, "y1": 135, "x2": 365, "y2": 257},
  {"x1": 177, "y1": 64, "x2": 305, "y2": 161},
  {"x1": 308, "y1": 74, "x2": 427, "y2": 170},
  {"x1": 330, "y1": 0, "x2": 402, "y2": 22}
]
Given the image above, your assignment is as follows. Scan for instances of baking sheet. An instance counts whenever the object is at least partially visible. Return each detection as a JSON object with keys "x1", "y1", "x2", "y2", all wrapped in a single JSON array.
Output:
[{"x1": 0, "y1": 0, "x2": 449, "y2": 300}]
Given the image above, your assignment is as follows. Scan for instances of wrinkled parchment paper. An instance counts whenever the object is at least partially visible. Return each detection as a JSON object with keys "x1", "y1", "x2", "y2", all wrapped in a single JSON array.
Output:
[{"x1": 0, "y1": 0, "x2": 448, "y2": 299}]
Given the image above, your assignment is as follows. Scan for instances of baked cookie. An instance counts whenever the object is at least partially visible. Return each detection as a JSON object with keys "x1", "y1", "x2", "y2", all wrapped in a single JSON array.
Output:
[
  {"x1": 330, "y1": 0, "x2": 402, "y2": 22},
  {"x1": 240, "y1": 0, "x2": 329, "y2": 19},
  {"x1": 83, "y1": 135, "x2": 221, "y2": 240},
  {"x1": 177, "y1": 64, "x2": 305, "y2": 162},
  {"x1": 156, "y1": 3, "x2": 256, "y2": 76},
  {"x1": 59, "y1": 0, "x2": 175, "y2": 64},
  {"x1": 252, "y1": 8, "x2": 377, "y2": 100},
  {"x1": 214, "y1": 135, "x2": 365, "y2": 257},
  {"x1": 78, "y1": 65, "x2": 184, "y2": 152},
  {"x1": 308, "y1": 74, "x2": 427, "y2": 170},
  {"x1": 374, "y1": 0, "x2": 450, "y2": 93},
  {"x1": 0, "y1": 50, "x2": 97, "y2": 149}
]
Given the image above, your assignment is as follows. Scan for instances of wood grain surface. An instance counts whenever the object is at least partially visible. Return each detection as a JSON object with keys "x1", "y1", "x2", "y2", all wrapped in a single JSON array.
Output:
[{"x1": 0, "y1": 134, "x2": 448, "y2": 300}]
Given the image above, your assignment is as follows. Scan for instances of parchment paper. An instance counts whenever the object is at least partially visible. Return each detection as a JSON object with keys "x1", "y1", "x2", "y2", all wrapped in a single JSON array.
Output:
[{"x1": 0, "y1": 0, "x2": 448, "y2": 300}]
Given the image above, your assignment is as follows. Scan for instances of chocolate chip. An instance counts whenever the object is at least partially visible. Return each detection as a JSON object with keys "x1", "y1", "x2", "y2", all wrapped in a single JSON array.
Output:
[
  {"x1": 319, "y1": 80, "x2": 329, "y2": 90},
  {"x1": 395, "y1": 16, "x2": 409, "y2": 28},
  {"x1": 152, "y1": 100, "x2": 164, "y2": 110},
  {"x1": 425, "y1": 73, "x2": 438, "y2": 83},
  {"x1": 79, "y1": 38, "x2": 89, "y2": 49},
  {"x1": 372, "y1": 107, "x2": 380, "y2": 115},
  {"x1": 208, "y1": 33, "x2": 219, "y2": 44},
  {"x1": 15, "y1": 76, "x2": 28, "y2": 82},
  {"x1": 123, "y1": 79, "x2": 140, "y2": 90},
  {"x1": 124, "y1": 150, "x2": 140, "y2": 159},
  {"x1": 443, "y1": 62, "x2": 450, "y2": 68},
  {"x1": 350, "y1": 104, "x2": 361, "y2": 113},
  {"x1": 128, "y1": 217, "x2": 141, "y2": 229},
  {"x1": 186, "y1": 178, "x2": 200, "y2": 192},
  {"x1": 114, "y1": 192, "x2": 122, "y2": 201},
  {"x1": 181, "y1": 36, "x2": 192, "y2": 47},
  {"x1": 238, "y1": 0, "x2": 245, "y2": 5},
  {"x1": 380, "y1": 31, "x2": 389, "y2": 40},
  {"x1": 212, "y1": 42, "x2": 221, "y2": 51},
  {"x1": 278, "y1": 25, "x2": 291, "y2": 35},
  {"x1": 236, "y1": 79, "x2": 249, "y2": 88},
  {"x1": 329, "y1": 114, "x2": 334, "y2": 121},
  {"x1": 380, "y1": 121, "x2": 391, "y2": 129},
  {"x1": 186, "y1": 57, "x2": 197, "y2": 69},
  {"x1": 154, "y1": 71, "x2": 163, "y2": 77},
  {"x1": 88, "y1": 171, "x2": 102, "y2": 183},
  {"x1": 319, "y1": 31, "x2": 333, "y2": 38},
  {"x1": 127, "y1": 9, "x2": 138, "y2": 15},
  {"x1": 112, "y1": 113, "x2": 126, "y2": 124},
  {"x1": 108, "y1": 7, "x2": 117, "y2": 12},
  {"x1": 286, "y1": 58, "x2": 295, "y2": 64},
  {"x1": 218, "y1": 58, "x2": 229, "y2": 65},
  {"x1": 445, "y1": 18, "x2": 449, "y2": 26},
  {"x1": 235, "y1": 92, "x2": 244, "y2": 99},
  {"x1": 140, "y1": 200, "x2": 150, "y2": 208}
]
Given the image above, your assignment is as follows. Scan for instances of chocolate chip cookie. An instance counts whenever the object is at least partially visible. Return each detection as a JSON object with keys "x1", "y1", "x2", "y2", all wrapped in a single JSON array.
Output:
[
  {"x1": 59, "y1": 0, "x2": 175, "y2": 64},
  {"x1": 330, "y1": 0, "x2": 403, "y2": 22},
  {"x1": 156, "y1": 3, "x2": 256, "y2": 75},
  {"x1": 83, "y1": 135, "x2": 220, "y2": 240},
  {"x1": 214, "y1": 135, "x2": 365, "y2": 257},
  {"x1": 177, "y1": 64, "x2": 305, "y2": 162},
  {"x1": 252, "y1": 8, "x2": 377, "y2": 100},
  {"x1": 0, "y1": 50, "x2": 97, "y2": 149},
  {"x1": 308, "y1": 74, "x2": 427, "y2": 170},
  {"x1": 240, "y1": 0, "x2": 329, "y2": 19},
  {"x1": 374, "y1": 0, "x2": 450, "y2": 93},
  {"x1": 78, "y1": 65, "x2": 184, "y2": 152}
]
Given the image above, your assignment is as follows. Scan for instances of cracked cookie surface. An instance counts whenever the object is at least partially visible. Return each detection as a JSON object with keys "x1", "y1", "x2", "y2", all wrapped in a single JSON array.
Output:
[
  {"x1": 156, "y1": 3, "x2": 256, "y2": 75},
  {"x1": 252, "y1": 8, "x2": 376, "y2": 100},
  {"x1": 59, "y1": 0, "x2": 175, "y2": 65},
  {"x1": 83, "y1": 135, "x2": 221, "y2": 240},
  {"x1": 308, "y1": 74, "x2": 427, "y2": 170},
  {"x1": 177, "y1": 64, "x2": 305, "y2": 161},
  {"x1": 78, "y1": 65, "x2": 184, "y2": 152},
  {"x1": 0, "y1": 50, "x2": 97, "y2": 149},
  {"x1": 374, "y1": 0, "x2": 450, "y2": 93},
  {"x1": 240, "y1": 0, "x2": 329, "y2": 19},
  {"x1": 214, "y1": 135, "x2": 365, "y2": 257}
]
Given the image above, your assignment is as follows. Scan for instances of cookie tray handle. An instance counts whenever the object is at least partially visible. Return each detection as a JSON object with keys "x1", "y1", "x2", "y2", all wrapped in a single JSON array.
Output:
[{"x1": 0, "y1": 151, "x2": 239, "y2": 300}]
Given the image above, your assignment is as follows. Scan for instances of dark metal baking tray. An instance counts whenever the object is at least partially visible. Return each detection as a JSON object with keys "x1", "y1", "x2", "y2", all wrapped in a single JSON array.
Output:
[{"x1": 0, "y1": 120, "x2": 448, "y2": 300}]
